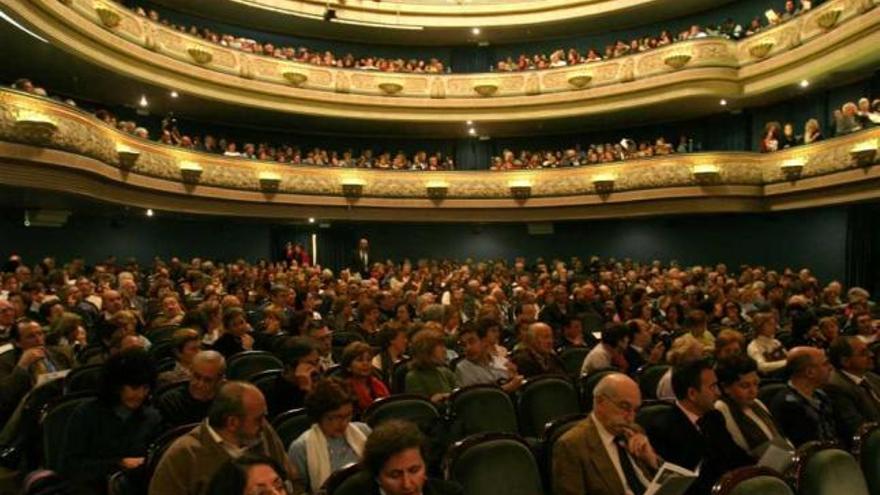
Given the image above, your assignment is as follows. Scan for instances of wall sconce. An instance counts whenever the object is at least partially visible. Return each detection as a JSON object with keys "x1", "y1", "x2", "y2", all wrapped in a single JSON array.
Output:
[
  {"x1": 508, "y1": 181, "x2": 532, "y2": 200},
  {"x1": 692, "y1": 164, "x2": 720, "y2": 183},
  {"x1": 568, "y1": 74, "x2": 593, "y2": 88},
  {"x1": 94, "y1": 3, "x2": 121, "y2": 28},
  {"x1": 426, "y1": 183, "x2": 449, "y2": 200},
  {"x1": 592, "y1": 175, "x2": 616, "y2": 194},
  {"x1": 473, "y1": 83, "x2": 499, "y2": 97},
  {"x1": 780, "y1": 159, "x2": 805, "y2": 179},
  {"x1": 14, "y1": 112, "x2": 58, "y2": 141},
  {"x1": 179, "y1": 161, "x2": 203, "y2": 183},
  {"x1": 282, "y1": 71, "x2": 308, "y2": 86},
  {"x1": 850, "y1": 142, "x2": 878, "y2": 167},
  {"x1": 187, "y1": 46, "x2": 213, "y2": 65},
  {"x1": 116, "y1": 145, "x2": 140, "y2": 169},
  {"x1": 378, "y1": 82, "x2": 404, "y2": 95},
  {"x1": 664, "y1": 52, "x2": 692, "y2": 70},
  {"x1": 341, "y1": 179, "x2": 365, "y2": 198},
  {"x1": 258, "y1": 171, "x2": 282, "y2": 192}
]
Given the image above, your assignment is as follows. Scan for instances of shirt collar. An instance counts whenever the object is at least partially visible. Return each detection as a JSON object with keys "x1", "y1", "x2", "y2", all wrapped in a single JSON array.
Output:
[
  {"x1": 205, "y1": 421, "x2": 245, "y2": 458},
  {"x1": 591, "y1": 412, "x2": 617, "y2": 448},
  {"x1": 841, "y1": 369, "x2": 865, "y2": 384},
  {"x1": 675, "y1": 400, "x2": 702, "y2": 427}
]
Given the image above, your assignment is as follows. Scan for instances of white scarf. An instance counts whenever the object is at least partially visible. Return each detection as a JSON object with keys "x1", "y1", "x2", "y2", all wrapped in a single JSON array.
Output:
[{"x1": 303, "y1": 423, "x2": 368, "y2": 493}]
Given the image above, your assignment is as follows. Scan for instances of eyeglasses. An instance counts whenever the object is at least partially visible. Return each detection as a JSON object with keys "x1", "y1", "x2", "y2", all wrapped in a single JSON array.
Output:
[{"x1": 599, "y1": 394, "x2": 639, "y2": 414}]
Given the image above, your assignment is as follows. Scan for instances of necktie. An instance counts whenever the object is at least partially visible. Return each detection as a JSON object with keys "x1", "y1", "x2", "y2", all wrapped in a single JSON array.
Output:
[{"x1": 615, "y1": 436, "x2": 646, "y2": 495}]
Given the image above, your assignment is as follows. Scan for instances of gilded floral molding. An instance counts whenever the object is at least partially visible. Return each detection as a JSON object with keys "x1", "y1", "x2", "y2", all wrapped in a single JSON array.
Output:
[{"x1": 1, "y1": 89, "x2": 878, "y2": 205}]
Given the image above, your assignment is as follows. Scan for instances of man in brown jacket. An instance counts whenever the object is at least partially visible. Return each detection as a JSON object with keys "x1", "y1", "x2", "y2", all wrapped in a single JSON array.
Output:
[
  {"x1": 552, "y1": 373, "x2": 660, "y2": 495},
  {"x1": 149, "y1": 381, "x2": 305, "y2": 495}
]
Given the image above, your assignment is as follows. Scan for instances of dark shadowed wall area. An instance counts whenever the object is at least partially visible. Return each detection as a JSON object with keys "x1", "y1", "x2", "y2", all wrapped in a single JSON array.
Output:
[{"x1": 3, "y1": 204, "x2": 874, "y2": 290}]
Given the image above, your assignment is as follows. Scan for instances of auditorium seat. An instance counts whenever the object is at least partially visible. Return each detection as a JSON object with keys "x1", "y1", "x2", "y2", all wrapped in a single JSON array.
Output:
[
  {"x1": 41, "y1": 393, "x2": 95, "y2": 471},
  {"x1": 637, "y1": 364, "x2": 670, "y2": 401},
  {"x1": 148, "y1": 339, "x2": 177, "y2": 363},
  {"x1": 145, "y1": 325, "x2": 180, "y2": 343},
  {"x1": 758, "y1": 381, "x2": 788, "y2": 406},
  {"x1": 855, "y1": 423, "x2": 880, "y2": 495},
  {"x1": 152, "y1": 380, "x2": 188, "y2": 404},
  {"x1": 363, "y1": 394, "x2": 440, "y2": 433},
  {"x1": 796, "y1": 442, "x2": 869, "y2": 495},
  {"x1": 517, "y1": 375, "x2": 580, "y2": 438},
  {"x1": 11, "y1": 378, "x2": 65, "y2": 469},
  {"x1": 390, "y1": 357, "x2": 413, "y2": 394},
  {"x1": 712, "y1": 466, "x2": 794, "y2": 495},
  {"x1": 249, "y1": 368, "x2": 282, "y2": 403},
  {"x1": 559, "y1": 347, "x2": 590, "y2": 377},
  {"x1": 579, "y1": 370, "x2": 619, "y2": 412},
  {"x1": 145, "y1": 422, "x2": 200, "y2": 479},
  {"x1": 449, "y1": 384, "x2": 518, "y2": 438},
  {"x1": 226, "y1": 351, "x2": 283, "y2": 380},
  {"x1": 635, "y1": 400, "x2": 674, "y2": 431},
  {"x1": 63, "y1": 364, "x2": 104, "y2": 394},
  {"x1": 445, "y1": 432, "x2": 544, "y2": 495},
  {"x1": 541, "y1": 413, "x2": 587, "y2": 494},
  {"x1": 322, "y1": 463, "x2": 373, "y2": 495},
  {"x1": 271, "y1": 408, "x2": 311, "y2": 447}
]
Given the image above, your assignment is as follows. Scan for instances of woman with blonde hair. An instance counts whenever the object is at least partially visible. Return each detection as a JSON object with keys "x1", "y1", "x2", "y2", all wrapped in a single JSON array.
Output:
[
  {"x1": 803, "y1": 118, "x2": 823, "y2": 144},
  {"x1": 404, "y1": 328, "x2": 457, "y2": 403}
]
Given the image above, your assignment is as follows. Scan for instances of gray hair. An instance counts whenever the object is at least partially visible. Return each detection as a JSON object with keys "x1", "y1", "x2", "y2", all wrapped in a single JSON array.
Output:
[
  {"x1": 193, "y1": 350, "x2": 227, "y2": 376},
  {"x1": 207, "y1": 381, "x2": 258, "y2": 429}
]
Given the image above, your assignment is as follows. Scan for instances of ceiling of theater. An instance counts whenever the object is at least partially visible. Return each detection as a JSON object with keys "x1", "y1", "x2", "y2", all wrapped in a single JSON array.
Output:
[{"x1": 147, "y1": 0, "x2": 735, "y2": 45}]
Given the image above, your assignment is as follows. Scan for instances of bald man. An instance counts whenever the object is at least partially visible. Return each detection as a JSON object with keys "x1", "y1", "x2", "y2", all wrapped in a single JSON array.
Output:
[
  {"x1": 511, "y1": 322, "x2": 566, "y2": 378},
  {"x1": 769, "y1": 346, "x2": 839, "y2": 447},
  {"x1": 554, "y1": 373, "x2": 660, "y2": 495}
]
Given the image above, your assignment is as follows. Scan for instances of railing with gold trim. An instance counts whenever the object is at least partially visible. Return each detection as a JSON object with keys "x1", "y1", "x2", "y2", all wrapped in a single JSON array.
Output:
[
  {"x1": 1, "y1": 88, "x2": 878, "y2": 208},
  {"x1": 6, "y1": 0, "x2": 879, "y2": 124}
]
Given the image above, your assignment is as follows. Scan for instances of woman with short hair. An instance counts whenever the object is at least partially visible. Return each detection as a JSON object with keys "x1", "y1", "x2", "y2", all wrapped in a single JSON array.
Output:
[
  {"x1": 207, "y1": 454, "x2": 290, "y2": 495},
  {"x1": 287, "y1": 377, "x2": 371, "y2": 494},
  {"x1": 404, "y1": 329, "x2": 457, "y2": 404},
  {"x1": 157, "y1": 327, "x2": 201, "y2": 386}
]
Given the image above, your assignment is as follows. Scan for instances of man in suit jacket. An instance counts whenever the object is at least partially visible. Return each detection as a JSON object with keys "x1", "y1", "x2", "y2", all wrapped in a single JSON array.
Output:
[
  {"x1": 511, "y1": 323, "x2": 566, "y2": 378},
  {"x1": 825, "y1": 336, "x2": 880, "y2": 446},
  {"x1": 350, "y1": 238, "x2": 372, "y2": 278},
  {"x1": 643, "y1": 359, "x2": 751, "y2": 495},
  {"x1": 554, "y1": 373, "x2": 660, "y2": 495},
  {"x1": 770, "y1": 346, "x2": 839, "y2": 447}
]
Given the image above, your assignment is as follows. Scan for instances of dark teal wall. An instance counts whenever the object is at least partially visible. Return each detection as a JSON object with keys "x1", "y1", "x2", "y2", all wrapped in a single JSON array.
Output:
[{"x1": 0, "y1": 205, "x2": 855, "y2": 287}]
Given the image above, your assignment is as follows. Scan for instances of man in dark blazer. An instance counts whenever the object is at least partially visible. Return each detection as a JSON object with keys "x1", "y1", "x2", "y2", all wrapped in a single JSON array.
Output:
[
  {"x1": 642, "y1": 359, "x2": 751, "y2": 495},
  {"x1": 511, "y1": 323, "x2": 566, "y2": 378},
  {"x1": 770, "y1": 346, "x2": 839, "y2": 447},
  {"x1": 350, "y1": 237, "x2": 372, "y2": 278},
  {"x1": 825, "y1": 336, "x2": 880, "y2": 446},
  {"x1": 554, "y1": 373, "x2": 660, "y2": 495}
]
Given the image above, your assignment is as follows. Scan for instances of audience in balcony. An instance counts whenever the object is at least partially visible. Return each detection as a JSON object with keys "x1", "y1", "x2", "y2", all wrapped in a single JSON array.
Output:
[
  {"x1": 495, "y1": 0, "x2": 817, "y2": 72},
  {"x1": 490, "y1": 136, "x2": 682, "y2": 170},
  {"x1": 130, "y1": 6, "x2": 445, "y2": 74}
]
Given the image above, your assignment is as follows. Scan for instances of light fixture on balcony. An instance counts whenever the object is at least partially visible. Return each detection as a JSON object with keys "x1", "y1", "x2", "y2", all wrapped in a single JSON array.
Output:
[
  {"x1": 94, "y1": 3, "x2": 121, "y2": 28},
  {"x1": 850, "y1": 142, "x2": 878, "y2": 167},
  {"x1": 187, "y1": 46, "x2": 213, "y2": 65},
  {"x1": 509, "y1": 180, "x2": 532, "y2": 200},
  {"x1": 282, "y1": 71, "x2": 308, "y2": 86},
  {"x1": 780, "y1": 158, "x2": 805, "y2": 179},
  {"x1": 817, "y1": 8, "x2": 842, "y2": 29},
  {"x1": 116, "y1": 145, "x2": 140, "y2": 169},
  {"x1": 473, "y1": 83, "x2": 498, "y2": 97},
  {"x1": 179, "y1": 161, "x2": 203, "y2": 183},
  {"x1": 14, "y1": 112, "x2": 58, "y2": 141},
  {"x1": 258, "y1": 171, "x2": 282, "y2": 192},
  {"x1": 664, "y1": 52, "x2": 692, "y2": 70},
  {"x1": 693, "y1": 164, "x2": 720, "y2": 183},
  {"x1": 426, "y1": 182, "x2": 449, "y2": 200},
  {"x1": 341, "y1": 178, "x2": 365, "y2": 198},
  {"x1": 378, "y1": 82, "x2": 404, "y2": 95},
  {"x1": 567, "y1": 74, "x2": 593, "y2": 89},
  {"x1": 592, "y1": 174, "x2": 616, "y2": 193}
]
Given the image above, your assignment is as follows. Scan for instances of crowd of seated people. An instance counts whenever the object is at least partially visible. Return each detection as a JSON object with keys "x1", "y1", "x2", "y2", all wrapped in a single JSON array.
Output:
[
  {"x1": 122, "y1": 4, "x2": 446, "y2": 74},
  {"x1": 490, "y1": 135, "x2": 692, "y2": 169},
  {"x1": 2, "y1": 246, "x2": 880, "y2": 494},
  {"x1": 496, "y1": 0, "x2": 818, "y2": 71},
  {"x1": 760, "y1": 95, "x2": 880, "y2": 152}
]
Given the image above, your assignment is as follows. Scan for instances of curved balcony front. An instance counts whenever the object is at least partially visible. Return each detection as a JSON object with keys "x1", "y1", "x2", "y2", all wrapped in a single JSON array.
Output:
[
  {"x1": 5, "y1": 0, "x2": 879, "y2": 127},
  {"x1": 2, "y1": 88, "x2": 879, "y2": 222}
]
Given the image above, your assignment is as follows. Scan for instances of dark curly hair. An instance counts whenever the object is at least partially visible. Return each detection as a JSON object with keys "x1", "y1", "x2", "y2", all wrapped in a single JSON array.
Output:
[
  {"x1": 363, "y1": 419, "x2": 426, "y2": 477},
  {"x1": 304, "y1": 377, "x2": 356, "y2": 423},
  {"x1": 98, "y1": 348, "x2": 156, "y2": 406}
]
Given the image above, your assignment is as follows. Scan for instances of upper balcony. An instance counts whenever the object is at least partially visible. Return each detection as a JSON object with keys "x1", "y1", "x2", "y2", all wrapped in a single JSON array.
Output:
[
  {"x1": 4, "y1": 0, "x2": 879, "y2": 134},
  {"x1": 2, "y1": 87, "x2": 879, "y2": 222},
  {"x1": 144, "y1": 0, "x2": 736, "y2": 45}
]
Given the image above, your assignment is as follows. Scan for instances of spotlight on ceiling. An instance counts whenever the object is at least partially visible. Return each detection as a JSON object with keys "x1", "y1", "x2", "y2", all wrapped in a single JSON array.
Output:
[
  {"x1": 308, "y1": 217, "x2": 316, "y2": 224},
  {"x1": 720, "y1": 99, "x2": 727, "y2": 106}
]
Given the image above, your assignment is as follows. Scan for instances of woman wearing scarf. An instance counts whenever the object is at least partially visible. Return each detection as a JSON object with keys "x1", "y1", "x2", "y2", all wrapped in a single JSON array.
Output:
[{"x1": 287, "y1": 377, "x2": 371, "y2": 493}]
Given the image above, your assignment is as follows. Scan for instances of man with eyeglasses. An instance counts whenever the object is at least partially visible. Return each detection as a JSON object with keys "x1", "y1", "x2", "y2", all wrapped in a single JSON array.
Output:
[
  {"x1": 643, "y1": 359, "x2": 751, "y2": 495},
  {"x1": 824, "y1": 336, "x2": 880, "y2": 447},
  {"x1": 553, "y1": 373, "x2": 660, "y2": 495},
  {"x1": 157, "y1": 350, "x2": 227, "y2": 428}
]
